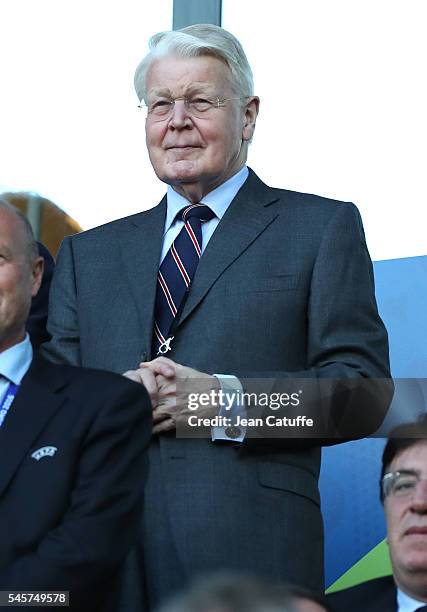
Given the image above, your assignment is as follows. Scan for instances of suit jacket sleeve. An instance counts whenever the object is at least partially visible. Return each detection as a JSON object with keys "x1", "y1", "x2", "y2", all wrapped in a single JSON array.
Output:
[
  {"x1": 0, "y1": 377, "x2": 151, "y2": 609},
  {"x1": 240, "y1": 203, "x2": 392, "y2": 443},
  {"x1": 27, "y1": 242, "x2": 55, "y2": 349},
  {"x1": 41, "y1": 237, "x2": 81, "y2": 365}
]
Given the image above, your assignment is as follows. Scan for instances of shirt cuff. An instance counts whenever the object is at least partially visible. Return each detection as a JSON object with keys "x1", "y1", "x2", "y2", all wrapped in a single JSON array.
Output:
[{"x1": 211, "y1": 374, "x2": 246, "y2": 442}]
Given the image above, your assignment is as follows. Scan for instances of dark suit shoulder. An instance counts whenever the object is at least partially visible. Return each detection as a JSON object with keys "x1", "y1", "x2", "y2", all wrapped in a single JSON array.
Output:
[
  {"x1": 68, "y1": 199, "x2": 166, "y2": 243},
  {"x1": 274, "y1": 186, "x2": 354, "y2": 209},
  {"x1": 22, "y1": 356, "x2": 152, "y2": 446},
  {"x1": 327, "y1": 575, "x2": 396, "y2": 612},
  {"x1": 246, "y1": 167, "x2": 358, "y2": 217},
  {"x1": 270, "y1": 188, "x2": 362, "y2": 239},
  {"x1": 28, "y1": 354, "x2": 149, "y2": 399}
]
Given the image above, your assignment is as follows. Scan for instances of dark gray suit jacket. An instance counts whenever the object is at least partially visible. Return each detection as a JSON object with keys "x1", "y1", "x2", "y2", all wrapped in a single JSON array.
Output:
[{"x1": 43, "y1": 169, "x2": 391, "y2": 607}]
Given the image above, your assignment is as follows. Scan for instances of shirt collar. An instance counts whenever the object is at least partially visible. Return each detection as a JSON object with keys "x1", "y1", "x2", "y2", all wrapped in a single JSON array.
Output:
[
  {"x1": 165, "y1": 166, "x2": 249, "y2": 233},
  {"x1": 397, "y1": 586, "x2": 427, "y2": 612},
  {"x1": 0, "y1": 334, "x2": 33, "y2": 385}
]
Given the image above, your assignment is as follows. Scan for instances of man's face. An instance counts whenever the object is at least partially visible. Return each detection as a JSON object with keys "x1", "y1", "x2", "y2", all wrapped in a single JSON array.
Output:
[
  {"x1": 144, "y1": 54, "x2": 258, "y2": 202},
  {"x1": 0, "y1": 208, "x2": 43, "y2": 352},
  {"x1": 293, "y1": 597, "x2": 327, "y2": 612},
  {"x1": 385, "y1": 440, "x2": 427, "y2": 596}
]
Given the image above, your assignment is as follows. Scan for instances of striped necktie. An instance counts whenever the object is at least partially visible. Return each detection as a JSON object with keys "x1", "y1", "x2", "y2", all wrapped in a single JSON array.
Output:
[{"x1": 153, "y1": 203, "x2": 215, "y2": 356}]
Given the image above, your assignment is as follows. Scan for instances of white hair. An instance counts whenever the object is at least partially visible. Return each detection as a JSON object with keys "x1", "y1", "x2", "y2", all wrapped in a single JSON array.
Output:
[{"x1": 134, "y1": 24, "x2": 254, "y2": 102}]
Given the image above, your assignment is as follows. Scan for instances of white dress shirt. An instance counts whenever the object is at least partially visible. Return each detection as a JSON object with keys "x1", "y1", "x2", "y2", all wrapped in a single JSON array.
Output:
[
  {"x1": 0, "y1": 335, "x2": 33, "y2": 420},
  {"x1": 162, "y1": 165, "x2": 249, "y2": 262},
  {"x1": 397, "y1": 587, "x2": 427, "y2": 612},
  {"x1": 163, "y1": 166, "x2": 249, "y2": 442}
]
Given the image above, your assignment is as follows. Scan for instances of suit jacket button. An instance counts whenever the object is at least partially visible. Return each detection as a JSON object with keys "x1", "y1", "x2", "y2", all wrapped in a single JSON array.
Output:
[{"x1": 225, "y1": 426, "x2": 242, "y2": 439}]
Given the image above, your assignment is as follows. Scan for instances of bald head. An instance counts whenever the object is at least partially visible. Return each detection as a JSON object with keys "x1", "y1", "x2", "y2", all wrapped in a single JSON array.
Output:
[
  {"x1": 0, "y1": 200, "x2": 44, "y2": 351},
  {"x1": 0, "y1": 198, "x2": 38, "y2": 263}
]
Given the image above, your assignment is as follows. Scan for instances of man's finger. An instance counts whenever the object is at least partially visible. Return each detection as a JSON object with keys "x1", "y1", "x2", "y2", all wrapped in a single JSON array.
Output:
[
  {"x1": 156, "y1": 374, "x2": 177, "y2": 396},
  {"x1": 152, "y1": 408, "x2": 171, "y2": 425},
  {"x1": 123, "y1": 370, "x2": 141, "y2": 384},
  {"x1": 153, "y1": 418, "x2": 176, "y2": 435},
  {"x1": 123, "y1": 368, "x2": 159, "y2": 408},
  {"x1": 139, "y1": 357, "x2": 175, "y2": 378}
]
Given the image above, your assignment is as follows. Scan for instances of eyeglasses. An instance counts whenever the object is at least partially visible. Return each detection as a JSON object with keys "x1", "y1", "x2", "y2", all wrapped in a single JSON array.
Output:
[
  {"x1": 382, "y1": 470, "x2": 427, "y2": 498},
  {"x1": 138, "y1": 96, "x2": 245, "y2": 120}
]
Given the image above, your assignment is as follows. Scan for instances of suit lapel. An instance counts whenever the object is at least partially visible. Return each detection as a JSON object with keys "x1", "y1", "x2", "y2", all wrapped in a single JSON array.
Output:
[
  {"x1": 0, "y1": 357, "x2": 66, "y2": 498},
  {"x1": 179, "y1": 170, "x2": 279, "y2": 325},
  {"x1": 115, "y1": 172, "x2": 279, "y2": 349},
  {"x1": 117, "y1": 199, "x2": 166, "y2": 358}
]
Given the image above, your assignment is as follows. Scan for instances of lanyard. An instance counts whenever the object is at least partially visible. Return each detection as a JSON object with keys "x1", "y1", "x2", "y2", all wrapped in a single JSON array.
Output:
[
  {"x1": 157, "y1": 288, "x2": 190, "y2": 355},
  {"x1": 0, "y1": 382, "x2": 19, "y2": 428}
]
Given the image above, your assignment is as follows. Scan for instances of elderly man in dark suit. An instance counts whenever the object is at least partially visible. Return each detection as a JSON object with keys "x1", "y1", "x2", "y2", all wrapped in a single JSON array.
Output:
[
  {"x1": 43, "y1": 24, "x2": 391, "y2": 609},
  {"x1": 0, "y1": 199, "x2": 152, "y2": 610},
  {"x1": 328, "y1": 416, "x2": 427, "y2": 611}
]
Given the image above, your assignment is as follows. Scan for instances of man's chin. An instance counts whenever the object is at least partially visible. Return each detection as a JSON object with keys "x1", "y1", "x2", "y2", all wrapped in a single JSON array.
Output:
[
  {"x1": 162, "y1": 160, "x2": 202, "y2": 184},
  {"x1": 400, "y1": 550, "x2": 427, "y2": 574}
]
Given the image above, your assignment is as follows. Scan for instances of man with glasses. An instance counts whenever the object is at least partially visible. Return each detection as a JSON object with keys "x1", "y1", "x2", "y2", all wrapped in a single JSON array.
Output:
[
  {"x1": 328, "y1": 416, "x2": 427, "y2": 611},
  {"x1": 44, "y1": 24, "x2": 391, "y2": 608}
]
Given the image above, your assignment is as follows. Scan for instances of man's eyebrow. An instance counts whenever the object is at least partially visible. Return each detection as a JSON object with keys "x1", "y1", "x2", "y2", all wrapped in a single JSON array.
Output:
[
  {"x1": 149, "y1": 88, "x2": 172, "y2": 98},
  {"x1": 391, "y1": 468, "x2": 421, "y2": 476},
  {"x1": 149, "y1": 84, "x2": 216, "y2": 98}
]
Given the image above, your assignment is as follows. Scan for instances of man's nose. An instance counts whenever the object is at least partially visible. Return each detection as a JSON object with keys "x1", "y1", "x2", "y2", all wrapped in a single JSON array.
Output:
[
  {"x1": 411, "y1": 479, "x2": 427, "y2": 512},
  {"x1": 168, "y1": 100, "x2": 192, "y2": 129}
]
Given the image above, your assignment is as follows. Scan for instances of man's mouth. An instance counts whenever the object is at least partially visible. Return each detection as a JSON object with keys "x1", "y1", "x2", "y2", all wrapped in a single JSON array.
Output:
[
  {"x1": 166, "y1": 145, "x2": 200, "y2": 150},
  {"x1": 405, "y1": 526, "x2": 427, "y2": 536}
]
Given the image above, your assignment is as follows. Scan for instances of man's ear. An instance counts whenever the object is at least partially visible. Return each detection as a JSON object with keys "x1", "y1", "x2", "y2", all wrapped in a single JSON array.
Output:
[
  {"x1": 242, "y1": 96, "x2": 260, "y2": 142},
  {"x1": 31, "y1": 256, "x2": 44, "y2": 298}
]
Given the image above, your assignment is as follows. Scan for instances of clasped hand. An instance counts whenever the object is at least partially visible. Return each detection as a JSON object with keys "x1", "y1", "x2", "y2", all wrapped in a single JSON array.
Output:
[{"x1": 123, "y1": 357, "x2": 220, "y2": 434}]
